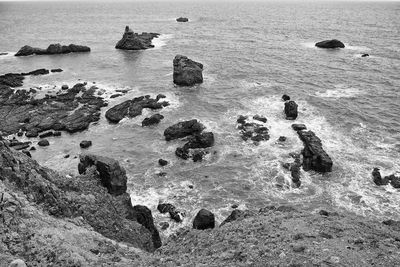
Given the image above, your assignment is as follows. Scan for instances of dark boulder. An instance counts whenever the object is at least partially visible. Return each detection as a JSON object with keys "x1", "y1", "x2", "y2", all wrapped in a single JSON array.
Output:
[
  {"x1": 164, "y1": 119, "x2": 205, "y2": 141},
  {"x1": 142, "y1": 114, "x2": 164, "y2": 127},
  {"x1": 282, "y1": 94, "x2": 290, "y2": 101},
  {"x1": 173, "y1": 55, "x2": 203, "y2": 86},
  {"x1": 292, "y1": 124, "x2": 307, "y2": 131},
  {"x1": 297, "y1": 130, "x2": 332, "y2": 172},
  {"x1": 361, "y1": 54, "x2": 369, "y2": 57},
  {"x1": 176, "y1": 17, "x2": 189, "y2": 22},
  {"x1": 193, "y1": 209, "x2": 215, "y2": 230},
  {"x1": 157, "y1": 203, "x2": 184, "y2": 222},
  {"x1": 253, "y1": 114, "x2": 267, "y2": 123},
  {"x1": 115, "y1": 26, "x2": 160, "y2": 50},
  {"x1": 175, "y1": 147, "x2": 190, "y2": 160},
  {"x1": 183, "y1": 132, "x2": 215, "y2": 150},
  {"x1": 51, "y1": 68, "x2": 63, "y2": 73},
  {"x1": 105, "y1": 96, "x2": 169, "y2": 123},
  {"x1": 38, "y1": 139, "x2": 50, "y2": 147},
  {"x1": 315, "y1": 39, "x2": 345, "y2": 49},
  {"x1": 158, "y1": 159, "x2": 168, "y2": 166},
  {"x1": 80, "y1": 140, "x2": 92, "y2": 149},
  {"x1": 128, "y1": 205, "x2": 162, "y2": 249},
  {"x1": 284, "y1": 101, "x2": 298, "y2": 120},
  {"x1": 14, "y1": 45, "x2": 46, "y2": 56},
  {"x1": 78, "y1": 154, "x2": 127, "y2": 196},
  {"x1": 372, "y1": 168, "x2": 389, "y2": 186}
]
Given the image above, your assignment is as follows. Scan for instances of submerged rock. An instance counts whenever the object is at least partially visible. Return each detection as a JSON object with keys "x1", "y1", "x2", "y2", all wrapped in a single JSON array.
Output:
[
  {"x1": 78, "y1": 154, "x2": 127, "y2": 196},
  {"x1": 15, "y1": 43, "x2": 90, "y2": 57},
  {"x1": 105, "y1": 95, "x2": 169, "y2": 123},
  {"x1": 282, "y1": 94, "x2": 290, "y2": 101},
  {"x1": 296, "y1": 130, "x2": 332, "y2": 172},
  {"x1": 237, "y1": 115, "x2": 270, "y2": 144},
  {"x1": 80, "y1": 140, "x2": 92, "y2": 149},
  {"x1": 158, "y1": 159, "x2": 168, "y2": 166},
  {"x1": 315, "y1": 39, "x2": 345, "y2": 49},
  {"x1": 173, "y1": 55, "x2": 203, "y2": 86},
  {"x1": 38, "y1": 139, "x2": 49, "y2": 147},
  {"x1": 142, "y1": 114, "x2": 164, "y2": 127},
  {"x1": 115, "y1": 26, "x2": 159, "y2": 50},
  {"x1": 176, "y1": 17, "x2": 189, "y2": 22},
  {"x1": 193, "y1": 209, "x2": 215, "y2": 230},
  {"x1": 284, "y1": 101, "x2": 298, "y2": 120}
]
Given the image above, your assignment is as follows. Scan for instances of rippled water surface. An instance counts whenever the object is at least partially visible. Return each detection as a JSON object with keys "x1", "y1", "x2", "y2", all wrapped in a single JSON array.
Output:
[{"x1": 1, "y1": 1, "x2": 400, "y2": 233}]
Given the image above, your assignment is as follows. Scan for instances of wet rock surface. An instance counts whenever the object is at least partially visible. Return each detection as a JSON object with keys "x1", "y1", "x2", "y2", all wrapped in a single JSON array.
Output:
[
  {"x1": 15, "y1": 43, "x2": 90, "y2": 56},
  {"x1": 284, "y1": 100, "x2": 298, "y2": 120},
  {"x1": 115, "y1": 26, "x2": 160, "y2": 50},
  {"x1": 193, "y1": 209, "x2": 215, "y2": 230},
  {"x1": 173, "y1": 55, "x2": 203, "y2": 86},
  {"x1": 105, "y1": 95, "x2": 169, "y2": 123},
  {"x1": 142, "y1": 113, "x2": 164, "y2": 127},
  {"x1": 0, "y1": 71, "x2": 107, "y2": 136},
  {"x1": 237, "y1": 115, "x2": 270, "y2": 144},
  {"x1": 157, "y1": 203, "x2": 184, "y2": 223},
  {"x1": 315, "y1": 39, "x2": 345, "y2": 49},
  {"x1": 372, "y1": 168, "x2": 400, "y2": 188}
]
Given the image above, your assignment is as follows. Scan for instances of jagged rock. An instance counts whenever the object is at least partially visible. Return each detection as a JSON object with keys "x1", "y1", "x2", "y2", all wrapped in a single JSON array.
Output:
[
  {"x1": 61, "y1": 85, "x2": 69, "y2": 90},
  {"x1": 387, "y1": 174, "x2": 400, "y2": 188},
  {"x1": 115, "y1": 26, "x2": 159, "y2": 50},
  {"x1": 297, "y1": 131, "x2": 332, "y2": 172},
  {"x1": 128, "y1": 205, "x2": 162, "y2": 249},
  {"x1": 372, "y1": 168, "x2": 389, "y2": 186},
  {"x1": 284, "y1": 101, "x2": 298, "y2": 120},
  {"x1": 106, "y1": 96, "x2": 169, "y2": 123},
  {"x1": 142, "y1": 114, "x2": 164, "y2": 126},
  {"x1": 183, "y1": 132, "x2": 215, "y2": 150},
  {"x1": 38, "y1": 139, "x2": 49, "y2": 147},
  {"x1": 158, "y1": 159, "x2": 168, "y2": 166},
  {"x1": 173, "y1": 55, "x2": 203, "y2": 86},
  {"x1": 15, "y1": 43, "x2": 90, "y2": 56},
  {"x1": 220, "y1": 210, "x2": 255, "y2": 227},
  {"x1": 315, "y1": 39, "x2": 345, "y2": 49},
  {"x1": 157, "y1": 203, "x2": 184, "y2": 222},
  {"x1": 78, "y1": 154, "x2": 127, "y2": 196},
  {"x1": 278, "y1": 136, "x2": 287, "y2": 142},
  {"x1": 193, "y1": 209, "x2": 215, "y2": 230},
  {"x1": 176, "y1": 17, "x2": 189, "y2": 22},
  {"x1": 80, "y1": 140, "x2": 92, "y2": 149},
  {"x1": 164, "y1": 119, "x2": 205, "y2": 141}
]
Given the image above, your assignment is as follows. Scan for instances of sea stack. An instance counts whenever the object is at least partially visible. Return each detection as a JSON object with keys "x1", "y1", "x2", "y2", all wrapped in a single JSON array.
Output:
[
  {"x1": 315, "y1": 39, "x2": 345, "y2": 49},
  {"x1": 173, "y1": 55, "x2": 203, "y2": 86},
  {"x1": 115, "y1": 26, "x2": 160, "y2": 50}
]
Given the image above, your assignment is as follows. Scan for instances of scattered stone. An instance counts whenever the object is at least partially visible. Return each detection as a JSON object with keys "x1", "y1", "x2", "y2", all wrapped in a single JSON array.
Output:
[
  {"x1": 278, "y1": 136, "x2": 287, "y2": 142},
  {"x1": 61, "y1": 84, "x2": 69, "y2": 90},
  {"x1": 284, "y1": 101, "x2": 298, "y2": 120},
  {"x1": 142, "y1": 114, "x2": 164, "y2": 127},
  {"x1": 80, "y1": 140, "x2": 92, "y2": 149},
  {"x1": 51, "y1": 68, "x2": 63, "y2": 73},
  {"x1": 115, "y1": 26, "x2": 160, "y2": 50},
  {"x1": 296, "y1": 130, "x2": 333, "y2": 172},
  {"x1": 315, "y1": 39, "x2": 345, "y2": 49},
  {"x1": 237, "y1": 115, "x2": 270, "y2": 143},
  {"x1": 193, "y1": 209, "x2": 215, "y2": 230},
  {"x1": 282, "y1": 94, "x2": 290, "y2": 101},
  {"x1": 157, "y1": 203, "x2": 184, "y2": 222},
  {"x1": 15, "y1": 43, "x2": 90, "y2": 57},
  {"x1": 291, "y1": 124, "x2": 307, "y2": 131},
  {"x1": 78, "y1": 154, "x2": 127, "y2": 196},
  {"x1": 176, "y1": 17, "x2": 189, "y2": 22},
  {"x1": 173, "y1": 55, "x2": 203, "y2": 86},
  {"x1": 38, "y1": 139, "x2": 50, "y2": 146},
  {"x1": 105, "y1": 95, "x2": 169, "y2": 123},
  {"x1": 253, "y1": 115, "x2": 267, "y2": 123},
  {"x1": 158, "y1": 159, "x2": 168, "y2": 166}
]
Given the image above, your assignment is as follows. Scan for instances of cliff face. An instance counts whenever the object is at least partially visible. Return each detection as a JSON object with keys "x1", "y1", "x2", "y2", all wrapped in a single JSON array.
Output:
[{"x1": 0, "y1": 139, "x2": 157, "y2": 266}]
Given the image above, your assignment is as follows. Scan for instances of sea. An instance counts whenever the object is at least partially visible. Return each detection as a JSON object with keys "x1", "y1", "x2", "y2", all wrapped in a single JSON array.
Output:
[{"x1": 0, "y1": 0, "x2": 399, "y2": 236}]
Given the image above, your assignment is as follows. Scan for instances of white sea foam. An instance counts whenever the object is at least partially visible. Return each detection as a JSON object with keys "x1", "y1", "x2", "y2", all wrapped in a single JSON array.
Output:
[
  {"x1": 315, "y1": 87, "x2": 362, "y2": 98},
  {"x1": 152, "y1": 34, "x2": 174, "y2": 49}
]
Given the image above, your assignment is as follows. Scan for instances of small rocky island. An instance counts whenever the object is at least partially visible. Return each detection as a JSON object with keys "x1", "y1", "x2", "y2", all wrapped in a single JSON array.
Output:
[
  {"x1": 15, "y1": 43, "x2": 90, "y2": 56},
  {"x1": 315, "y1": 39, "x2": 345, "y2": 49},
  {"x1": 176, "y1": 17, "x2": 189, "y2": 22},
  {"x1": 115, "y1": 26, "x2": 160, "y2": 50},
  {"x1": 173, "y1": 55, "x2": 203, "y2": 86}
]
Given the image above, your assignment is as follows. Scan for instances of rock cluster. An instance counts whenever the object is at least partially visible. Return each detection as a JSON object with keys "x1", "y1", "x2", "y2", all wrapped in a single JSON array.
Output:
[
  {"x1": 372, "y1": 168, "x2": 400, "y2": 188},
  {"x1": 115, "y1": 26, "x2": 160, "y2": 50},
  {"x1": 315, "y1": 39, "x2": 345, "y2": 49},
  {"x1": 157, "y1": 203, "x2": 184, "y2": 223},
  {"x1": 105, "y1": 95, "x2": 169, "y2": 123},
  {"x1": 237, "y1": 115, "x2": 270, "y2": 144},
  {"x1": 164, "y1": 119, "x2": 214, "y2": 161},
  {"x1": 15, "y1": 43, "x2": 90, "y2": 56},
  {"x1": 173, "y1": 55, "x2": 203, "y2": 86}
]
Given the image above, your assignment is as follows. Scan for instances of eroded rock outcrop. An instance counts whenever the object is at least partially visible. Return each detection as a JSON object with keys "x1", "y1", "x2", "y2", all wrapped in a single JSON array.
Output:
[
  {"x1": 105, "y1": 95, "x2": 169, "y2": 123},
  {"x1": 115, "y1": 26, "x2": 159, "y2": 50},
  {"x1": 315, "y1": 39, "x2": 345, "y2": 49},
  {"x1": 237, "y1": 115, "x2": 270, "y2": 144},
  {"x1": 15, "y1": 43, "x2": 90, "y2": 57},
  {"x1": 173, "y1": 55, "x2": 203, "y2": 86}
]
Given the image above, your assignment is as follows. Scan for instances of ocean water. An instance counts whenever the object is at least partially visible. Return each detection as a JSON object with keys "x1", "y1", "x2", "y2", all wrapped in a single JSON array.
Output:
[{"x1": 1, "y1": 1, "x2": 400, "y2": 235}]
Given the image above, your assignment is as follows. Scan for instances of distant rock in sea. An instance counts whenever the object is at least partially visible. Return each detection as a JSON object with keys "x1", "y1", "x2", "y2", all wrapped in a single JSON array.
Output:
[
  {"x1": 176, "y1": 17, "x2": 189, "y2": 22},
  {"x1": 361, "y1": 53, "x2": 369, "y2": 57},
  {"x1": 0, "y1": 52, "x2": 8, "y2": 56},
  {"x1": 315, "y1": 39, "x2": 345, "y2": 49},
  {"x1": 15, "y1": 43, "x2": 90, "y2": 56},
  {"x1": 115, "y1": 26, "x2": 160, "y2": 50},
  {"x1": 173, "y1": 55, "x2": 203, "y2": 86}
]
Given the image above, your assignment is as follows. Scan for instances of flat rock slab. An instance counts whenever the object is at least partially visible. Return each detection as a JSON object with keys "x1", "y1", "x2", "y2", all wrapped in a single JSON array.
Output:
[{"x1": 15, "y1": 43, "x2": 90, "y2": 56}]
